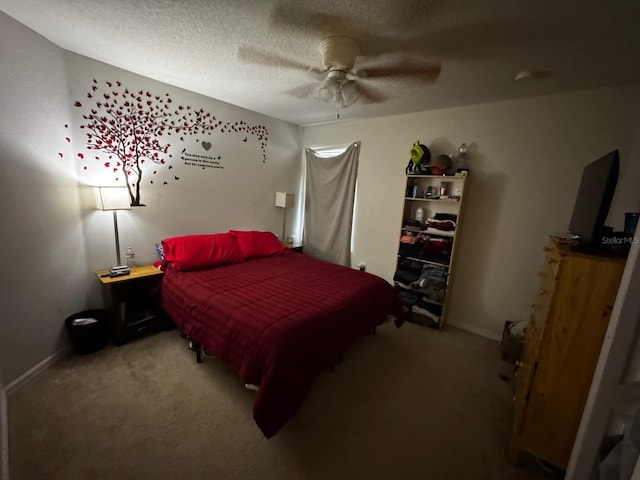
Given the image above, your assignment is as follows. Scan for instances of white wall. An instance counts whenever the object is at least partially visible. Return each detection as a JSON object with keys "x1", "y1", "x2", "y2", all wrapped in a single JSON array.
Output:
[
  {"x1": 0, "y1": 12, "x2": 91, "y2": 385},
  {"x1": 0, "y1": 13, "x2": 302, "y2": 384},
  {"x1": 63, "y1": 53, "x2": 302, "y2": 305},
  {"x1": 303, "y1": 86, "x2": 640, "y2": 338}
]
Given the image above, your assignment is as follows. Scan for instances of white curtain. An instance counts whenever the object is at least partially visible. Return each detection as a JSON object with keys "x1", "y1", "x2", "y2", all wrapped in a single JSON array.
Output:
[{"x1": 304, "y1": 141, "x2": 359, "y2": 266}]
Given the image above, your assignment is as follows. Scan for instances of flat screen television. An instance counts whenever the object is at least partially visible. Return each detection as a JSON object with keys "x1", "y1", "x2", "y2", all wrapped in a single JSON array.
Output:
[{"x1": 568, "y1": 149, "x2": 619, "y2": 248}]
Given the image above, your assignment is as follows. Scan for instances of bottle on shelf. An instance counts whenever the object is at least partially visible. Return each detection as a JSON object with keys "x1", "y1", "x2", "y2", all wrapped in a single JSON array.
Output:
[
  {"x1": 411, "y1": 181, "x2": 419, "y2": 198},
  {"x1": 125, "y1": 247, "x2": 136, "y2": 269}
]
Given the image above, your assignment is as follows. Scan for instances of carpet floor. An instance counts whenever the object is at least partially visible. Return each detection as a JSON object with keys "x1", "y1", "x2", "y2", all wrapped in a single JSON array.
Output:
[{"x1": 8, "y1": 323, "x2": 554, "y2": 479}]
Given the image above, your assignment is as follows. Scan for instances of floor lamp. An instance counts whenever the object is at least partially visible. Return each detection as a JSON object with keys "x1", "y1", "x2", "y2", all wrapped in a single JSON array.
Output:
[
  {"x1": 95, "y1": 186, "x2": 131, "y2": 272},
  {"x1": 275, "y1": 192, "x2": 294, "y2": 242}
]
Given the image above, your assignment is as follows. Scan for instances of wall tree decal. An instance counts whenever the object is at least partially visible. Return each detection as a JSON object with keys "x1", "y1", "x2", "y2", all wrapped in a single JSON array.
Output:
[{"x1": 71, "y1": 79, "x2": 269, "y2": 206}]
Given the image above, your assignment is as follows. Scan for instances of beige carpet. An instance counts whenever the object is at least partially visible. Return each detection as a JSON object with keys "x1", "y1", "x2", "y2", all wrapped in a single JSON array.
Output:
[{"x1": 8, "y1": 323, "x2": 553, "y2": 480}]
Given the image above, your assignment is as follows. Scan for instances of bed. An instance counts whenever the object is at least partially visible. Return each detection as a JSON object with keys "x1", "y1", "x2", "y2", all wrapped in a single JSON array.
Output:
[{"x1": 159, "y1": 230, "x2": 404, "y2": 438}]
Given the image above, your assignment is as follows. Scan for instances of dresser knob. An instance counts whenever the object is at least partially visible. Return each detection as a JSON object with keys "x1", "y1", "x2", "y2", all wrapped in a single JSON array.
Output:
[{"x1": 539, "y1": 289, "x2": 546, "y2": 295}]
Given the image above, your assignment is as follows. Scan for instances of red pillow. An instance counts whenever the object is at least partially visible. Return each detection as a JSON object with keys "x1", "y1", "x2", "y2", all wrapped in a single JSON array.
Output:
[
  {"x1": 228, "y1": 230, "x2": 288, "y2": 259},
  {"x1": 161, "y1": 233, "x2": 244, "y2": 271}
]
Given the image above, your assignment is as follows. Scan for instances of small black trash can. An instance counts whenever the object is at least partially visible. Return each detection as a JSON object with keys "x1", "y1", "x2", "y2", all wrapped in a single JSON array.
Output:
[{"x1": 65, "y1": 309, "x2": 109, "y2": 354}]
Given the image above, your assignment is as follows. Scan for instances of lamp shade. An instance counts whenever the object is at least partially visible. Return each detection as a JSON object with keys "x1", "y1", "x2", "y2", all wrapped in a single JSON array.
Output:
[
  {"x1": 95, "y1": 186, "x2": 131, "y2": 211},
  {"x1": 275, "y1": 192, "x2": 294, "y2": 208}
]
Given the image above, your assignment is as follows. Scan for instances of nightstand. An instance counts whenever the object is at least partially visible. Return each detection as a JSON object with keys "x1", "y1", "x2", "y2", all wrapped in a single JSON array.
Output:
[
  {"x1": 96, "y1": 265, "x2": 164, "y2": 345},
  {"x1": 284, "y1": 243, "x2": 304, "y2": 253}
]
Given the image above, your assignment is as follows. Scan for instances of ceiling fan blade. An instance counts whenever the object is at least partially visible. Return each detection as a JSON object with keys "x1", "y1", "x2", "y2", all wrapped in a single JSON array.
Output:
[
  {"x1": 352, "y1": 82, "x2": 389, "y2": 104},
  {"x1": 282, "y1": 83, "x2": 322, "y2": 99},
  {"x1": 357, "y1": 60, "x2": 442, "y2": 81},
  {"x1": 238, "y1": 45, "x2": 315, "y2": 72}
]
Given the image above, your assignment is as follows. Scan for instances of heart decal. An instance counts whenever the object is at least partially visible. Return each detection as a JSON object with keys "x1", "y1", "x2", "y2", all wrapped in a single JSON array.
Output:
[{"x1": 202, "y1": 141, "x2": 212, "y2": 151}]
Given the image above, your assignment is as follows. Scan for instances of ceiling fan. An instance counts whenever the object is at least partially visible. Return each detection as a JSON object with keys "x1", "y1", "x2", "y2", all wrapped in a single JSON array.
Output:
[{"x1": 238, "y1": 35, "x2": 441, "y2": 118}]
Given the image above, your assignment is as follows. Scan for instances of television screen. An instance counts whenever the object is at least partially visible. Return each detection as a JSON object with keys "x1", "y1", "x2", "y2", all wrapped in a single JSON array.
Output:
[{"x1": 568, "y1": 150, "x2": 619, "y2": 247}]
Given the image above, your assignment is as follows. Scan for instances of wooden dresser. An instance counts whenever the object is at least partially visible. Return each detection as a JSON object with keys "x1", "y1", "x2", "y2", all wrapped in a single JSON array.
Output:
[{"x1": 508, "y1": 240, "x2": 626, "y2": 470}]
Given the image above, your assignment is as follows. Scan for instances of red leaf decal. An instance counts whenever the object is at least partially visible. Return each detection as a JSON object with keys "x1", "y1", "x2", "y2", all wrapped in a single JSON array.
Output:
[
  {"x1": 104, "y1": 162, "x2": 110, "y2": 167},
  {"x1": 83, "y1": 166, "x2": 87, "y2": 170},
  {"x1": 65, "y1": 137, "x2": 71, "y2": 142},
  {"x1": 58, "y1": 153, "x2": 63, "y2": 158},
  {"x1": 77, "y1": 153, "x2": 84, "y2": 159},
  {"x1": 74, "y1": 101, "x2": 82, "y2": 107}
]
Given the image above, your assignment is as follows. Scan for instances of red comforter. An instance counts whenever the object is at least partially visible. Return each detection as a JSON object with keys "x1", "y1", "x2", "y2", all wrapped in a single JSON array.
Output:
[{"x1": 160, "y1": 252, "x2": 404, "y2": 437}]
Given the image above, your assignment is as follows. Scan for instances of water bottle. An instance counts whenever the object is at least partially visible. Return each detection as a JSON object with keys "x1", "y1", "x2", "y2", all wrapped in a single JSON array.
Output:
[{"x1": 125, "y1": 247, "x2": 135, "y2": 268}]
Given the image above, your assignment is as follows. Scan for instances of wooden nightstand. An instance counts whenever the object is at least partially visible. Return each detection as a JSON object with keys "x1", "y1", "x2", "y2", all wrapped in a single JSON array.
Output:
[
  {"x1": 284, "y1": 243, "x2": 304, "y2": 253},
  {"x1": 96, "y1": 265, "x2": 164, "y2": 345}
]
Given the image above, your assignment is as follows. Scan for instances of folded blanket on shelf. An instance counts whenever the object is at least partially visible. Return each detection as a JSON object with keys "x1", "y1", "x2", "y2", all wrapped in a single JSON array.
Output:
[{"x1": 426, "y1": 219, "x2": 456, "y2": 232}]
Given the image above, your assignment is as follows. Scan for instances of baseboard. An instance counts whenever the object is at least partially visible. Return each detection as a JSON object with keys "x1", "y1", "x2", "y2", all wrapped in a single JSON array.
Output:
[
  {"x1": 1, "y1": 388, "x2": 9, "y2": 480},
  {"x1": 448, "y1": 321, "x2": 501, "y2": 342},
  {"x1": 1, "y1": 348, "x2": 69, "y2": 480},
  {"x1": 5, "y1": 347, "x2": 69, "y2": 397}
]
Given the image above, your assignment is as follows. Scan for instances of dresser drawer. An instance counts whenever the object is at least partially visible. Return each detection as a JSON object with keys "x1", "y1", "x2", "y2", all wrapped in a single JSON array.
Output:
[
  {"x1": 528, "y1": 260, "x2": 558, "y2": 345},
  {"x1": 513, "y1": 360, "x2": 536, "y2": 434},
  {"x1": 543, "y1": 243, "x2": 562, "y2": 277}
]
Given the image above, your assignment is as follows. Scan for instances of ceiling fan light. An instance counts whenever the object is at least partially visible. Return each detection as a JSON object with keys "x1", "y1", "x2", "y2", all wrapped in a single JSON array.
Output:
[
  {"x1": 340, "y1": 82, "x2": 360, "y2": 107},
  {"x1": 318, "y1": 86, "x2": 335, "y2": 103}
]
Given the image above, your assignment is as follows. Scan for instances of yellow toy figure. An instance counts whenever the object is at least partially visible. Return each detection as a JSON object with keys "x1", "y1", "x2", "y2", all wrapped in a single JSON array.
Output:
[{"x1": 405, "y1": 141, "x2": 431, "y2": 175}]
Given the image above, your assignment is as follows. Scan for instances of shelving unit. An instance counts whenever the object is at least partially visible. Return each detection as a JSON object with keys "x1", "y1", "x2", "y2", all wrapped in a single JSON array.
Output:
[{"x1": 394, "y1": 174, "x2": 467, "y2": 328}]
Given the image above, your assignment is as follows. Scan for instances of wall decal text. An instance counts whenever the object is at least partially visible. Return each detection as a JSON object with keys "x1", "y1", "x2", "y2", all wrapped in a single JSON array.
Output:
[{"x1": 183, "y1": 151, "x2": 224, "y2": 170}]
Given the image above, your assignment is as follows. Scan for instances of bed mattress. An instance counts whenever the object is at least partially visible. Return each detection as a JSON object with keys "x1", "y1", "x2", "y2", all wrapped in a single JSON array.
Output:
[{"x1": 161, "y1": 252, "x2": 404, "y2": 437}]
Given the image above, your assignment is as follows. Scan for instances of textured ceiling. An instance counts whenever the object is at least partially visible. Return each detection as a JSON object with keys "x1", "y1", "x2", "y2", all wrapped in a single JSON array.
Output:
[{"x1": 1, "y1": 0, "x2": 639, "y2": 126}]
